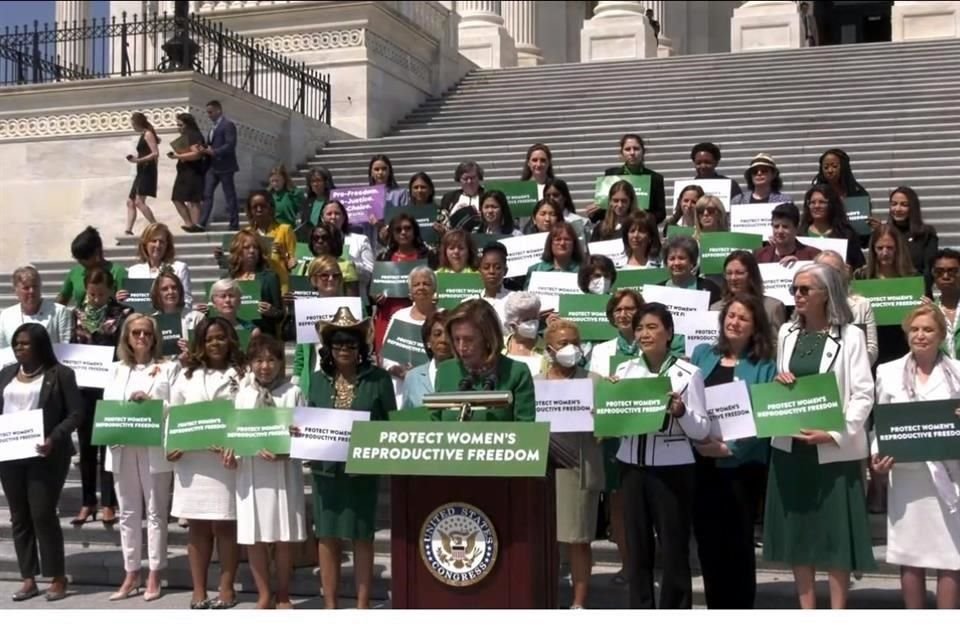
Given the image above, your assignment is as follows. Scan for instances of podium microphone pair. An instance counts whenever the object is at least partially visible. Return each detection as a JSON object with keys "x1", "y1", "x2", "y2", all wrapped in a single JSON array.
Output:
[{"x1": 422, "y1": 378, "x2": 512, "y2": 422}]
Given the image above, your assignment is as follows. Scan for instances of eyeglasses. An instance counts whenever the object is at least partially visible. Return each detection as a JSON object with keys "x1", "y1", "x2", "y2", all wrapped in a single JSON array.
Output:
[
  {"x1": 331, "y1": 341, "x2": 359, "y2": 351},
  {"x1": 934, "y1": 268, "x2": 960, "y2": 278},
  {"x1": 788, "y1": 285, "x2": 824, "y2": 297},
  {"x1": 313, "y1": 272, "x2": 341, "y2": 280},
  {"x1": 131, "y1": 329, "x2": 154, "y2": 338},
  {"x1": 698, "y1": 207, "x2": 719, "y2": 215}
]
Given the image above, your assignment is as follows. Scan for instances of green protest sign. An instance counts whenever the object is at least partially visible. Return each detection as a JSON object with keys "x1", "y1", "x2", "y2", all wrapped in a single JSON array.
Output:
[
  {"x1": 385, "y1": 204, "x2": 440, "y2": 245},
  {"x1": 615, "y1": 268, "x2": 668, "y2": 291},
  {"x1": 381, "y1": 319, "x2": 429, "y2": 368},
  {"x1": 124, "y1": 278, "x2": 155, "y2": 314},
  {"x1": 345, "y1": 421, "x2": 550, "y2": 477},
  {"x1": 666, "y1": 225, "x2": 696, "y2": 239},
  {"x1": 750, "y1": 372, "x2": 843, "y2": 437},
  {"x1": 206, "y1": 279, "x2": 261, "y2": 322},
  {"x1": 593, "y1": 175, "x2": 651, "y2": 209},
  {"x1": 608, "y1": 354, "x2": 636, "y2": 376},
  {"x1": 698, "y1": 232, "x2": 763, "y2": 275},
  {"x1": 874, "y1": 399, "x2": 960, "y2": 463},
  {"x1": 850, "y1": 277, "x2": 924, "y2": 326},
  {"x1": 594, "y1": 377, "x2": 672, "y2": 437},
  {"x1": 559, "y1": 294, "x2": 616, "y2": 342},
  {"x1": 155, "y1": 313, "x2": 183, "y2": 357},
  {"x1": 92, "y1": 399, "x2": 164, "y2": 447},
  {"x1": 436, "y1": 272, "x2": 484, "y2": 310},
  {"x1": 225, "y1": 407, "x2": 292, "y2": 456},
  {"x1": 370, "y1": 260, "x2": 426, "y2": 298},
  {"x1": 844, "y1": 196, "x2": 873, "y2": 236},
  {"x1": 482, "y1": 181, "x2": 539, "y2": 218},
  {"x1": 288, "y1": 275, "x2": 318, "y2": 299},
  {"x1": 165, "y1": 400, "x2": 233, "y2": 451}
]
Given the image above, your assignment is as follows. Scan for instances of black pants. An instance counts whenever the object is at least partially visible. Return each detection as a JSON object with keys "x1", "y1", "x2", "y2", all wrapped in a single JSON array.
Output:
[
  {"x1": 0, "y1": 453, "x2": 71, "y2": 578},
  {"x1": 621, "y1": 463, "x2": 695, "y2": 609},
  {"x1": 693, "y1": 459, "x2": 767, "y2": 609},
  {"x1": 78, "y1": 389, "x2": 116, "y2": 509}
]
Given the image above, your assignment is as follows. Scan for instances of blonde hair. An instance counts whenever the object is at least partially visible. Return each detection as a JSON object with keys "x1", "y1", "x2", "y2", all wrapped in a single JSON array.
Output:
[
  {"x1": 307, "y1": 255, "x2": 341, "y2": 278},
  {"x1": 902, "y1": 303, "x2": 947, "y2": 343},
  {"x1": 117, "y1": 313, "x2": 163, "y2": 366},
  {"x1": 544, "y1": 318, "x2": 580, "y2": 345},
  {"x1": 694, "y1": 195, "x2": 728, "y2": 234},
  {"x1": 137, "y1": 223, "x2": 176, "y2": 264}
]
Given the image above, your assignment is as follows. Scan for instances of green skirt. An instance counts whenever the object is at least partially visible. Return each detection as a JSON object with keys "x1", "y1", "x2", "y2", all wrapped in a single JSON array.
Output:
[
  {"x1": 763, "y1": 443, "x2": 875, "y2": 572},
  {"x1": 311, "y1": 463, "x2": 379, "y2": 541}
]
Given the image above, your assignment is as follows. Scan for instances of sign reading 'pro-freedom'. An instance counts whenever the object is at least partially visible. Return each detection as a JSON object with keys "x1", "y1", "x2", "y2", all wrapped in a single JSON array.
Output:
[{"x1": 345, "y1": 421, "x2": 550, "y2": 477}]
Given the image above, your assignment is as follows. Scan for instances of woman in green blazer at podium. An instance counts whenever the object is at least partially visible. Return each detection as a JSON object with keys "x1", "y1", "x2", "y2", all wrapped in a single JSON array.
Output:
[
  {"x1": 306, "y1": 306, "x2": 395, "y2": 610},
  {"x1": 433, "y1": 299, "x2": 535, "y2": 421}
]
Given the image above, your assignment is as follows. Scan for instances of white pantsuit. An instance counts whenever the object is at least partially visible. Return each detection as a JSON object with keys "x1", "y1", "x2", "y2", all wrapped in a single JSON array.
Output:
[{"x1": 103, "y1": 360, "x2": 178, "y2": 573}]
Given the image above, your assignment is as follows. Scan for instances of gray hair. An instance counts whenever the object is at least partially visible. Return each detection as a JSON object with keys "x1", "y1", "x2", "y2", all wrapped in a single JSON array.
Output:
[
  {"x1": 794, "y1": 263, "x2": 853, "y2": 327},
  {"x1": 408, "y1": 265, "x2": 437, "y2": 290},
  {"x1": 813, "y1": 250, "x2": 851, "y2": 288},
  {"x1": 504, "y1": 291, "x2": 541, "y2": 326},
  {"x1": 209, "y1": 278, "x2": 241, "y2": 299},
  {"x1": 11, "y1": 265, "x2": 40, "y2": 287},
  {"x1": 662, "y1": 235, "x2": 700, "y2": 265}
]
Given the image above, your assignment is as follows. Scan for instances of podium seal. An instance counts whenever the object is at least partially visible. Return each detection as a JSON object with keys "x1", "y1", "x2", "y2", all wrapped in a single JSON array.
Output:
[{"x1": 420, "y1": 502, "x2": 499, "y2": 587}]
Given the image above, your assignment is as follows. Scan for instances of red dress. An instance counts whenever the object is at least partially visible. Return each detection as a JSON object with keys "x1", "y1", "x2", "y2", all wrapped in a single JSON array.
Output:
[{"x1": 373, "y1": 250, "x2": 419, "y2": 352}]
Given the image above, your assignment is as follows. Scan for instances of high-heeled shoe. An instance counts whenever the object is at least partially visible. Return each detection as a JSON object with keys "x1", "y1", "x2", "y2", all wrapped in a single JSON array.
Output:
[
  {"x1": 70, "y1": 507, "x2": 97, "y2": 527},
  {"x1": 108, "y1": 584, "x2": 141, "y2": 601},
  {"x1": 143, "y1": 588, "x2": 162, "y2": 602},
  {"x1": 101, "y1": 506, "x2": 118, "y2": 528}
]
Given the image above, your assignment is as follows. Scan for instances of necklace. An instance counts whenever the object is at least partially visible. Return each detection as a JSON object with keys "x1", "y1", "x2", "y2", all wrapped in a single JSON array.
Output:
[
  {"x1": 796, "y1": 329, "x2": 827, "y2": 359},
  {"x1": 18, "y1": 364, "x2": 43, "y2": 379}
]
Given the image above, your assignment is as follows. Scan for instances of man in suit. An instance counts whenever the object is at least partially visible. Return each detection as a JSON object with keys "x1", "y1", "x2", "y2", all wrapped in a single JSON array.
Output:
[{"x1": 198, "y1": 100, "x2": 240, "y2": 231}]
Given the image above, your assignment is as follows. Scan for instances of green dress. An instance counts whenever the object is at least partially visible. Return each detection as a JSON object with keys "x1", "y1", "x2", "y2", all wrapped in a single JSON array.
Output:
[
  {"x1": 307, "y1": 363, "x2": 396, "y2": 541},
  {"x1": 762, "y1": 331, "x2": 875, "y2": 571}
]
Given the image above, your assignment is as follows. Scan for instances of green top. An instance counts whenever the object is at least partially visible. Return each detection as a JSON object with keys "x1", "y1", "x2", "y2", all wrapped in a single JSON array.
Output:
[
  {"x1": 432, "y1": 355, "x2": 536, "y2": 422},
  {"x1": 59, "y1": 261, "x2": 128, "y2": 307},
  {"x1": 306, "y1": 362, "x2": 397, "y2": 475},
  {"x1": 272, "y1": 187, "x2": 305, "y2": 227},
  {"x1": 788, "y1": 331, "x2": 827, "y2": 378}
]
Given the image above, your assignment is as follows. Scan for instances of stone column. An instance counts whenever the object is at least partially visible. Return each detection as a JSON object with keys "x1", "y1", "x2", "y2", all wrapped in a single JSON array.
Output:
[
  {"x1": 457, "y1": 1, "x2": 518, "y2": 68},
  {"x1": 502, "y1": 1, "x2": 542, "y2": 66},
  {"x1": 580, "y1": 1, "x2": 656, "y2": 62},
  {"x1": 893, "y1": 1, "x2": 960, "y2": 41},
  {"x1": 55, "y1": 0, "x2": 94, "y2": 73},
  {"x1": 730, "y1": 1, "x2": 803, "y2": 52}
]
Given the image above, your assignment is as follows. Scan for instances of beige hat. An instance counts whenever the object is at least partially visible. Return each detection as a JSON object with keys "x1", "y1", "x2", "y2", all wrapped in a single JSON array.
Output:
[{"x1": 745, "y1": 153, "x2": 778, "y2": 181}]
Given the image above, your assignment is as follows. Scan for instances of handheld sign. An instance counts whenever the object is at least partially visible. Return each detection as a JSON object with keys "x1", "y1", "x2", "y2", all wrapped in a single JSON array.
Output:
[
  {"x1": 558, "y1": 294, "x2": 616, "y2": 342},
  {"x1": 850, "y1": 277, "x2": 924, "y2": 326},
  {"x1": 53, "y1": 344, "x2": 114, "y2": 389},
  {"x1": 672, "y1": 179, "x2": 733, "y2": 211},
  {"x1": 874, "y1": 399, "x2": 960, "y2": 463},
  {"x1": 639, "y1": 285, "x2": 710, "y2": 322},
  {"x1": 436, "y1": 272, "x2": 484, "y2": 310},
  {"x1": 594, "y1": 175, "x2": 651, "y2": 209},
  {"x1": 729, "y1": 203, "x2": 778, "y2": 238},
  {"x1": 92, "y1": 399, "x2": 165, "y2": 447},
  {"x1": 698, "y1": 232, "x2": 763, "y2": 275},
  {"x1": 501, "y1": 233, "x2": 548, "y2": 279},
  {"x1": 0, "y1": 409, "x2": 43, "y2": 462},
  {"x1": 381, "y1": 318, "x2": 429, "y2": 369},
  {"x1": 704, "y1": 381, "x2": 756, "y2": 441},
  {"x1": 750, "y1": 373, "x2": 843, "y2": 438},
  {"x1": 124, "y1": 278, "x2": 156, "y2": 314},
  {"x1": 165, "y1": 400, "x2": 233, "y2": 451},
  {"x1": 225, "y1": 407, "x2": 292, "y2": 456},
  {"x1": 155, "y1": 313, "x2": 184, "y2": 357},
  {"x1": 534, "y1": 378, "x2": 595, "y2": 433},
  {"x1": 594, "y1": 377, "x2": 672, "y2": 438},
  {"x1": 294, "y1": 296, "x2": 363, "y2": 345},
  {"x1": 290, "y1": 407, "x2": 370, "y2": 462},
  {"x1": 758, "y1": 261, "x2": 814, "y2": 306},
  {"x1": 385, "y1": 204, "x2": 441, "y2": 245},
  {"x1": 482, "y1": 181, "x2": 539, "y2": 218},
  {"x1": 370, "y1": 260, "x2": 427, "y2": 298},
  {"x1": 330, "y1": 185, "x2": 386, "y2": 225}
]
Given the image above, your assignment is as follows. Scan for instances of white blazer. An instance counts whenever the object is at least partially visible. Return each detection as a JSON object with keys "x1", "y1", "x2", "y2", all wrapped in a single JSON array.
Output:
[
  {"x1": 614, "y1": 356, "x2": 709, "y2": 466},
  {"x1": 774, "y1": 322, "x2": 874, "y2": 464},
  {"x1": 103, "y1": 359, "x2": 180, "y2": 474},
  {"x1": 587, "y1": 337, "x2": 619, "y2": 378}
]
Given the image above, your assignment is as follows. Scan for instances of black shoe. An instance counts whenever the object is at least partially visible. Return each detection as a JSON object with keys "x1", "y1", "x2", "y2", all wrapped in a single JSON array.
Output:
[
  {"x1": 11, "y1": 585, "x2": 39, "y2": 602},
  {"x1": 227, "y1": 225, "x2": 239, "y2": 232}
]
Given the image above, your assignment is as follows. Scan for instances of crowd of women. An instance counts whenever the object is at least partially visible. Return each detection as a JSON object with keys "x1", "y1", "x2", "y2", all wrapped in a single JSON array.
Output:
[{"x1": 0, "y1": 130, "x2": 957, "y2": 610}]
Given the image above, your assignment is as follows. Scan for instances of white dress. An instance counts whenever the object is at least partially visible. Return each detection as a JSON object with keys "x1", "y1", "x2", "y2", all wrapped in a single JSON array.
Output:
[
  {"x1": 169, "y1": 366, "x2": 241, "y2": 520},
  {"x1": 233, "y1": 379, "x2": 307, "y2": 545},
  {"x1": 876, "y1": 361, "x2": 960, "y2": 570}
]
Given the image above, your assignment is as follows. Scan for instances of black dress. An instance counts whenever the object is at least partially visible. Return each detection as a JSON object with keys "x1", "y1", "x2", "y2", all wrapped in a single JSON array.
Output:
[
  {"x1": 172, "y1": 129, "x2": 206, "y2": 203},
  {"x1": 129, "y1": 133, "x2": 158, "y2": 199}
]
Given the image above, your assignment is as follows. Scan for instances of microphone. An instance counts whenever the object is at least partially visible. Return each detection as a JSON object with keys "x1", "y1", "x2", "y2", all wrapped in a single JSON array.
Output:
[{"x1": 482, "y1": 375, "x2": 497, "y2": 391}]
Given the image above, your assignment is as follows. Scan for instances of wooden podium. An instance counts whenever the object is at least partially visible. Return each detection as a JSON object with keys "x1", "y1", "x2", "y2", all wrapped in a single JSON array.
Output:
[{"x1": 390, "y1": 472, "x2": 558, "y2": 609}]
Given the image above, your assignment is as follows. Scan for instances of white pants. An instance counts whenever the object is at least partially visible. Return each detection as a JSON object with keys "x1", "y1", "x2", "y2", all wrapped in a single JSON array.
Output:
[{"x1": 114, "y1": 447, "x2": 172, "y2": 572}]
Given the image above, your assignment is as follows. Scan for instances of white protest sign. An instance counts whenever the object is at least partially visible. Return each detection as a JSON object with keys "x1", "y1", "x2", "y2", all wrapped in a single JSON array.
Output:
[
  {"x1": 758, "y1": 261, "x2": 814, "y2": 306},
  {"x1": 672, "y1": 179, "x2": 732, "y2": 211},
  {"x1": 527, "y1": 271, "x2": 580, "y2": 312},
  {"x1": 0, "y1": 409, "x2": 44, "y2": 462},
  {"x1": 0, "y1": 347, "x2": 14, "y2": 368},
  {"x1": 294, "y1": 296, "x2": 363, "y2": 345},
  {"x1": 501, "y1": 232, "x2": 548, "y2": 278},
  {"x1": 675, "y1": 311, "x2": 720, "y2": 357},
  {"x1": 587, "y1": 239, "x2": 626, "y2": 267},
  {"x1": 534, "y1": 378, "x2": 595, "y2": 433},
  {"x1": 53, "y1": 344, "x2": 114, "y2": 389},
  {"x1": 729, "y1": 203, "x2": 778, "y2": 238},
  {"x1": 704, "y1": 380, "x2": 756, "y2": 441},
  {"x1": 800, "y1": 235, "x2": 849, "y2": 257},
  {"x1": 289, "y1": 407, "x2": 370, "y2": 462},
  {"x1": 639, "y1": 285, "x2": 710, "y2": 322}
]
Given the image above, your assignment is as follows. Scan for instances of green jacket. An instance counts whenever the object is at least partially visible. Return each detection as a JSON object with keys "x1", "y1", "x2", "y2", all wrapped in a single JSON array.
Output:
[
  {"x1": 271, "y1": 188, "x2": 305, "y2": 227},
  {"x1": 432, "y1": 355, "x2": 535, "y2": 422},
  {"x1": 306, "y1": 362, "x2": 396, "y2": 475}
]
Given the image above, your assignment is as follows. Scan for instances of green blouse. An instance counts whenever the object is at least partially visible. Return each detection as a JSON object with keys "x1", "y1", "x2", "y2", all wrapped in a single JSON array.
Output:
[{"x1": 432, "y1": 355, "x2": 536, "y2": 422}]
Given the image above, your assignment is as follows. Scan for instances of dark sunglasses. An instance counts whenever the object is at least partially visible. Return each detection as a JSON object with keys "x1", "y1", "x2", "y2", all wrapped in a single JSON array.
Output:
[{"x1": 788, "y1": 285, "x2": 823, "y2": 297}]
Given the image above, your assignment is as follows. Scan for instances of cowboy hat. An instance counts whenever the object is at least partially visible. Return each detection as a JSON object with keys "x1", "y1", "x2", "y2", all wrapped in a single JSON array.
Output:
[{"x1": 315, "y1": 306, "x2": 371, "y2": 346}]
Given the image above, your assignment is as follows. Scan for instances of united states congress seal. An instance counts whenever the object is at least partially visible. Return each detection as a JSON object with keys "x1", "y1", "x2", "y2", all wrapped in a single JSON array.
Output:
[{"x1": 420, "y1": 502, "x2": 498, "y2": 587}]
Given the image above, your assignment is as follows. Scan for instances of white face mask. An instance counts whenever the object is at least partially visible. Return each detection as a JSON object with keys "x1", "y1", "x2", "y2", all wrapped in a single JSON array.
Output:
[
  {"x1": 551, "y1": 344, "x2": 581, "y2": 369},
  {"x1": 588, "y1": 277, "x2": 611, "y2": 295},
  {"x1": 515, "y1": 319, "x2": 539, "y2": 339}
]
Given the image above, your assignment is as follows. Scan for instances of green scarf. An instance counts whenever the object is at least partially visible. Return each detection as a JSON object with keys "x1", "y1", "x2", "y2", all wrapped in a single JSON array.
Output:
[
  {"x1": 80, "y1": 302, "x2": 107, "y2": 334},
  {"x1": 616, "y1": 333, "x2": 637, "y2": 356}
]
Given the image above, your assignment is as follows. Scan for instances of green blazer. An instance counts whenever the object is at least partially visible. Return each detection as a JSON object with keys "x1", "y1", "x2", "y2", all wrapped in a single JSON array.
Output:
[
  {"x1": 690, "y1": 343, "x2": 776, "y2": 468},
  {"x1": 306, "y1": 362, "x2": 396, "y2": 474},
  {"x1": 432, "y1": 355, "x2": 535, "y2": 422}
]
